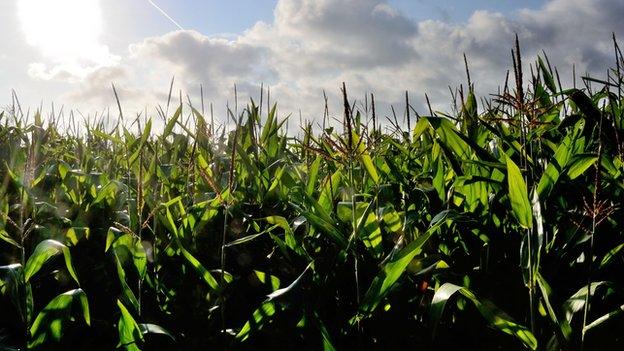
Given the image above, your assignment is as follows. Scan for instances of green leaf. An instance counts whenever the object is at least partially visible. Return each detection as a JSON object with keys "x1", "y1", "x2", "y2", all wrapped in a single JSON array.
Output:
[
  {"x1": 357, "y1": 205, "x2": 382, "y2": 255},
  {"x1": 105, "y1": 227, "x2": 123, "y2": 252},
  {"x1": 264, "y1": 216, "x2": 297, "y2": 250},
  {"x1": 506, "y1": 157, "x2": 533, "y2": 229},
  {"x1": 57, "y1": 161, "x2": 70, "y2": 180},
  {"x1": 180, "y1": 247, "x2": 220, "y2": 291},
  {"x1": 117, "y1": 300, "x2": 143, "y2": 351},
  {"x1": 253, "y1": 270, "x2": 281, "y2": 291},
  {"x1": 110, "y1": 233, "x2": 147, "y2": 279},
  {"x1": 536, "y1": 133, "x2": 577, "y2": 197},
  {"x1": 163, "y1": 105, "x2": 182, "y2": 139},
  {"x1": 430, "y1": 283, "x2": 463, "y2": 327},
  {"x1": 307, "y1": 156, "x2": 322, "y2": 196},
  {"x1": 425, "y1": 117, "x2": 471, "y2": 160},
  {"x1": 0, "y1": 263, "x2": 32, "y2": 325},
  {"x1": 412, "y1": 117, "x2": 430, "y2": 140},
  {"x1": 24, "y1": 239, "x2": 79, "y2": 285},
  {"x1": 113, "y1": 252, "x2": 140, "y2": 313},
  {"x1": 566, "y1": 153, "x2": 598, "y2": 180},
  {"x1": 313, "y1": 312, "x2": 336, "y2": 351},
  {"x1": 337, "y1": 201, "x2": 382, "y2": 255},
  {"x1": 317, "y1": 170, "x2": 342, "y2": 214},
  {"x1": 433, "y1": 155, "x2": 446, "y2": 201},
  {"x1": 353, "y1": 132, "x2": 380, "y2": 184},
  {"x1": 431, "y1": 283, "x2": 537, "y2": 350},
  {"x1": 0, "y1": 229, "x2": 20, "y2": 248},
  {"x1": 225, "y1": 227, "x2": 275, "y2": 247},
  {"x1": 583, "y1": 304, "x2": 624, "y2": 334},
  {"x1": 29, "y1": 289, "x2": 90, "y2": 348},
  {"x1": 361, "y1": 152, "x2": 380, "y2": 184},
  {"x1": 381, "y1": 206, "x2": 403, "y2": 233},
  {"x1": 359, "y1": 211, "x2": 450, "y2": 313},
  {"x1": 300, "y1": 209, "x2": 347, "y2": 248},
  {"x1": 65, "y1": 227, "x2": 90, "y2": 246},
  {"x1": 538, "y1": 56, "x2": 557, "y2": 94},
  {"x1": 536, "y1": 273, "x2": 571, "y2": 343},
  {"x1": 93, "y1": 181, "x2": 122, "y2": 206},
  {"x1": 563, "y1": 282, "x2": 611, "y2": 322},
  {"x1": 236, "y1": 301, "x2": 278, "y2": 342},
  {"x1": 267, "y1": 262, "x2": 312, "y2": 301},
  {"x1": 129, "y1": 119, "x2": 152, "y2": 166},
  {"x1": 600, "y1": 242, "x2": 624, "y2": 269},
  {"x1": 139, "y1": 323, "x2": 175, "y2": 341}
]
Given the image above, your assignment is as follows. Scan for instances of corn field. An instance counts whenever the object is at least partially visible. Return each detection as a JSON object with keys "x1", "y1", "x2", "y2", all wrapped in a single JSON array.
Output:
[{"x1": 1, "y1": 39, "x2": 624, "y2": 350}]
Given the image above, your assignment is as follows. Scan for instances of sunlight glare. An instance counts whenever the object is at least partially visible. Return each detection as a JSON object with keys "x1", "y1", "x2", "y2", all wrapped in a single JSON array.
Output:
[{"x1": 17, "y1": 0, "x2": 114, "y2": 66}]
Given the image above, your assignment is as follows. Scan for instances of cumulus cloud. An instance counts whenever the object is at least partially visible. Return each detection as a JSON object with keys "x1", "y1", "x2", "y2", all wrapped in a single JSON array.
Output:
[
  {"x1": 64, "y1": 66, "x2": 142, "y2": 103},
  {"x1": 516, "y1": 0, "x2": 624, "y2": 72},
  {"x1": 52, "y1": 0, "x2": 624, "y2": 125},
  {"x1": 129, "y1": 30, "x2": 274, "y2": 95},
  {"x1": 257, "y1": 0, "x2": 418, "y2": 70}
]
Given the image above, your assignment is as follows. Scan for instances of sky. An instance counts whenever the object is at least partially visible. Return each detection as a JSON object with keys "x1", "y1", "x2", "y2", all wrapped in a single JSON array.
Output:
[{"x1": 1, "y1": 0, "x2": 623, "y2": 127}]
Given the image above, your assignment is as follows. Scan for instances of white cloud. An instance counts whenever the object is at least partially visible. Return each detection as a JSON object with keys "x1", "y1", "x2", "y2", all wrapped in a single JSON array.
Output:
[
  {"x1": 129, "y1": 30, "x2": 274, "y2": 94},
  {"x1": 31, "y1": 0, "x2": 624, "y2": 127}
]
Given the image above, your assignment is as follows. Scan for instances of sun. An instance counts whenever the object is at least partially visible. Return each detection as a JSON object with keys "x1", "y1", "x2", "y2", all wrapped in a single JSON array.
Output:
[{"x1": 17, "y1": 0, "x2": 113, "y2": 66}]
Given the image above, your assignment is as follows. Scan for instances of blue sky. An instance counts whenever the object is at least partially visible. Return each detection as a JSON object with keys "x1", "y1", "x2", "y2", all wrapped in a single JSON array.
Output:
[
  {"x1": 112, "y1": 1, "x2": 547, "y2": 39},
  {"x1": 146, "y1": 1, "x2": 546, "y2": 32},
  {"x1": 1, "y1": 0, "x2": 623, "y2": 124}
]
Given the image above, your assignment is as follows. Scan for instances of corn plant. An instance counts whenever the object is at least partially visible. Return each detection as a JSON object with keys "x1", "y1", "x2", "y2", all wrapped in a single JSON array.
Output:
[{"x1": 1, "y1": 39, "x2": 624, "y2": 350}]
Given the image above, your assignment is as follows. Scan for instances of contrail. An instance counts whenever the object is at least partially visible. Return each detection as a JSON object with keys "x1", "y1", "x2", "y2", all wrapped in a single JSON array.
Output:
[{"x1": 146, "y1": 0, "x2": 184, "y2": 30}]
